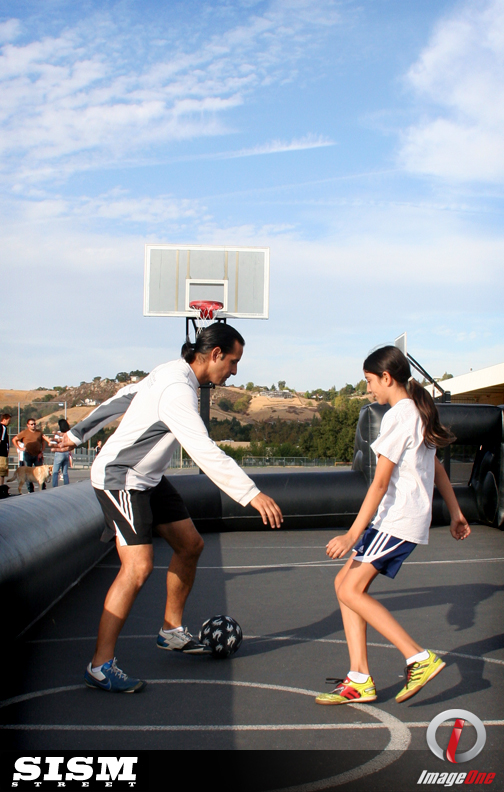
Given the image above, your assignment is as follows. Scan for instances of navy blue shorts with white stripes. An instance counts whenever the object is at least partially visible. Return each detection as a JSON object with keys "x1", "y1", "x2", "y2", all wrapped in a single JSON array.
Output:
[
  {"x1": 352, "y1": 526, "x2": 417, "y2": 579},
  {"x1": 94, "y1": 476, "x2": 190, "y2": 546}
]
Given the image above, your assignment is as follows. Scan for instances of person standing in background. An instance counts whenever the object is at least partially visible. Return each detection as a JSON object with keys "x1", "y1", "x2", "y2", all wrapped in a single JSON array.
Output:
[
  {"x1": 52, "y1": 418, "x2": 72, "y2": 487},
  {"x1": 0, "y1": 413, "x2": 12, "y2": 496},
  {"x1": 12, "y1": 419, "x2": 52, "y2": 493}
]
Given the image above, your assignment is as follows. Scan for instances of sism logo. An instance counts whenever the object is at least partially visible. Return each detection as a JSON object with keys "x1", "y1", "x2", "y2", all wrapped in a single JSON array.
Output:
[
  {"x1": 11, "y1": 756, "x2": 138, "y2": 788},
  {"x1": 417, "y1": 710, "x2": 496, "y2": 787}
]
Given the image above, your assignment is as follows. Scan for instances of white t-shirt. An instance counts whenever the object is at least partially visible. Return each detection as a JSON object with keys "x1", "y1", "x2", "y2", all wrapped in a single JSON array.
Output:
[
  {"x1": 370, "y1": 398, "x2": 436, "y2": 544},
  {"x1": 68, "y1": 358, "x2": 260, "y2": 506}
]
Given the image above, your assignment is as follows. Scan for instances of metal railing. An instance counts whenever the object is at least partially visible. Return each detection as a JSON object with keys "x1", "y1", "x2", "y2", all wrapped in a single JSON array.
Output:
[
  {"x1": 7, "y1": 453, "x2": 348, "y2": 471},
  {"x1": 241, "y1": 457, "x2": 343, "y2": 467}
]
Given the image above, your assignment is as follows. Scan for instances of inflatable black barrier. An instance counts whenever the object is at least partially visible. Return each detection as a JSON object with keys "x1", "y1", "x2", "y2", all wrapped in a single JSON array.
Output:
[
  {"x1": 0, "y1": 482, "x2": 111, "y2": 641},
  {"x1": 1, "y1": 403, "x2": 502, "y2": 640},
  {"x1": 353, "y1": 403, "x2": 504, "y2": 529}
]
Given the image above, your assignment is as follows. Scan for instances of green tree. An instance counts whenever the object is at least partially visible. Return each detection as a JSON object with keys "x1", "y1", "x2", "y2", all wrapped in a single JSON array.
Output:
[
  {"x1": 116, "y1": 372, "x2": 130, "y2": 383},
  {"x1": 218, "y1": 398, "x2": 233, "y2": 412},
  {"x1": 209, "y1": 417, "x2": 252, "y2": 442},
  {"x1": 233, "y1": 394, "x2": 252, "y2": 414},
  {"x1": 301, "y1": 399, "x2": 365, "y2": 462}
]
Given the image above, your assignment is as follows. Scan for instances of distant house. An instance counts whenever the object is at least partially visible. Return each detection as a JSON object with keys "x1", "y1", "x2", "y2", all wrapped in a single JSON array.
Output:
[{"x1": 259, "y1": 390, "x2": 294, "y2": 399}]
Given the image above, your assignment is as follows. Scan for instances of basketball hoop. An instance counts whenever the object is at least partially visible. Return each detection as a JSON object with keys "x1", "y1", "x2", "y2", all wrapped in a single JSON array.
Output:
[
  {"x1": 187, "y1": 300, "x2": 225, "y2": 339},
  {"x1": 189, "y1": 300, "x2": 224, "y2": 321}
]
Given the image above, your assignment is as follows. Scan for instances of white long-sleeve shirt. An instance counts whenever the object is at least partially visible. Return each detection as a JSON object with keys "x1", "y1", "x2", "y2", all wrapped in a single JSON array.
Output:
[{"x1": 67, "y1": 359, "x2": 260, "y2": 505}]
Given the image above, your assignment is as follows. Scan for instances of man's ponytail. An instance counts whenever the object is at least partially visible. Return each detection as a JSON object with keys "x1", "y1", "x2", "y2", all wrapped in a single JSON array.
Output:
[{"x1": 181, "y1": 341, "x2": 196, "y2": 364}]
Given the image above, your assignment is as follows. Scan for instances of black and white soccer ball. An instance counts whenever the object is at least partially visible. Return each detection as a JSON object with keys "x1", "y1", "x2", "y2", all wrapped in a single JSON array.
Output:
[{"x1": 199, "y1": 615, "x2": 243, "y2": 659}]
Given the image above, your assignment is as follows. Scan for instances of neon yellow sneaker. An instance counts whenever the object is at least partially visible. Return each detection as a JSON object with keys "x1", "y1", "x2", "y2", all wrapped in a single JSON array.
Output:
[
  {"x1": 395, "y1": 650, "x2": 446, "y2": 703},
  {"x1": 315, "y1": 676, "x2": 377, "y2": 705}
]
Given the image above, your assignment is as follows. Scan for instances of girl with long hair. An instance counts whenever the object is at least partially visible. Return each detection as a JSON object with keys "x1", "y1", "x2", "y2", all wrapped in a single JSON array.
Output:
[{"x1": 316, "y1": 346, "x2": 470, "y2": 706}]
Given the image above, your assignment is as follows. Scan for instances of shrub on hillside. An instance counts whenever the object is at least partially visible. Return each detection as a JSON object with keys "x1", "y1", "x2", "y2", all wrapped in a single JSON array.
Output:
[{"x1": 233, "y1": 394, "x2": 252, "y2": 414}]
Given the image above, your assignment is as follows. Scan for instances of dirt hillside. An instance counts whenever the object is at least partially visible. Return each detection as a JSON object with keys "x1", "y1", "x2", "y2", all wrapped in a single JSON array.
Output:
[
  {"x1": 1, "y1": 383, "x2": 321, "y2": 430},
  {"x1": 210, "y1": 386, "x2": 319, "y2": 423}
]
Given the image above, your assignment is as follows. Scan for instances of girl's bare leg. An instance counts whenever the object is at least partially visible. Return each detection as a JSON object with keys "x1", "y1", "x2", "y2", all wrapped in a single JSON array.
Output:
[
  {"x1": 335, "y1": 555, "x2": 378, "y2": 674},
  {"x1": 337, "y1": 560, "x2": 423, "y2": 661}
]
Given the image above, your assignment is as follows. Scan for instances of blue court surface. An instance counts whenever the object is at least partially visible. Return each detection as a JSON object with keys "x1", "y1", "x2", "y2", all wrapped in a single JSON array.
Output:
[{"x1": 1, "y1": 516, "x2": 503, "y2": 791}]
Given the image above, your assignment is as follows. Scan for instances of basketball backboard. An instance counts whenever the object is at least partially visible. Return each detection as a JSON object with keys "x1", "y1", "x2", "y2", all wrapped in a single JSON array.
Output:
[
  {"x1": 395, "y1": 332, "x2": 407, "y2": 356},
  {"x1": 144, "y1": 244, "x2": 269, "y2": 319}
]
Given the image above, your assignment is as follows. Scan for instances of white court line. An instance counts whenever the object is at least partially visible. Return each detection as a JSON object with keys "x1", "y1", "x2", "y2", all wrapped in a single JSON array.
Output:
[
  {"x1": 2, "y1": 721, "x2": 503, "y2": 732},
  {"x1": 1, "y1": 680, "x2": 501, "y2": 790},
  {"x1": 98, "y1": 557, "x2": 504, "y2": 571},
  {"x1": 0, "y1": 677, "x2": 411, "y2": 791},
  {"x1": 24, "y1": 633, "x2": 504, "y2": 666}
]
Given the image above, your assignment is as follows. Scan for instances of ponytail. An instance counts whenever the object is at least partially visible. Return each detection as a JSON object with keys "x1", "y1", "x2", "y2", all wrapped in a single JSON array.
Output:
[
  {"x1": 363, "y1": 345, "x2": 455, "y2": 449},
  {"x1": 181, "y1": 341, "x2": 196, "y2": 364},
  {"x1": 407, "y1": 378, "x2": 455, "y2": 448}
]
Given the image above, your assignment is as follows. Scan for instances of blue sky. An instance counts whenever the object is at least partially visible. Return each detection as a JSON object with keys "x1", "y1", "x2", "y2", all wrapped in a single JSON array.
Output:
[{"x1": 2, "y1": 0, "x2": 503, "y2": 391}]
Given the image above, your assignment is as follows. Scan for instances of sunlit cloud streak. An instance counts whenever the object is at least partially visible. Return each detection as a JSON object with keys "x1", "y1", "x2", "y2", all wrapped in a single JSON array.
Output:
[{"x1": 399, "y1": 0, "x2": 504, "y2": 182}]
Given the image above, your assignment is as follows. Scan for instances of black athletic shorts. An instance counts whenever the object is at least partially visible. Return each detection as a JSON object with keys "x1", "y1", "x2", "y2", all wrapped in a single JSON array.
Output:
[{"x1": 94, "y1": 476, "x2": 190, "y2": 546}]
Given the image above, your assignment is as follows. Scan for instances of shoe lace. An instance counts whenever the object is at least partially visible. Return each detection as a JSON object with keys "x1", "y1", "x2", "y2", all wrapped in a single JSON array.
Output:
[
  {"x1": 325, "y1": 677, "x2": 345, "y2": 691},
  {"x1": 110, "y1": 659, "x2": 128, "y2": 680},
  {"x1": 403, "y1": 661, "x2": 422, "y2": 687}
]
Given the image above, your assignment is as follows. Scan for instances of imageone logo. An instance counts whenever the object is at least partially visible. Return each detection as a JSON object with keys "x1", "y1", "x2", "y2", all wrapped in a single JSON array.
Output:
[
  {"x1": 417, "y1": 710, "x2": 496, "y2": 787},
  {"x1": 426, "y1": 710, "x2": 486, "y2": 763}
]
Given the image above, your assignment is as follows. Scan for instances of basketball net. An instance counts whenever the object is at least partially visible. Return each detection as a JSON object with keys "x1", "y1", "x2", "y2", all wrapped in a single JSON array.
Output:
[{"x1": 188, "y1": 300, "x2": 224, "y2": 336}]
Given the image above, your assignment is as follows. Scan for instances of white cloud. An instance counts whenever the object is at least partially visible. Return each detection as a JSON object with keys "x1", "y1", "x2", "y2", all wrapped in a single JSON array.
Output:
[
  {"x1": 0, "y1": 1, "x2": 340, "y2": 183},
  {"x1": 217, "y1": 134, "x2": 336, "y2": 159},
  {"x1": 399, "y1": 0, "x2": 504, "y2": 182},
  {"x1": 2, "y1": 196, "x2": 503, "y2": 389},
  {"x1": 0, "y1": 18, "x2": 21, "y2": 43},
  {"x1": 170, "y1": 133, "x2": 336, "y2": 163}
]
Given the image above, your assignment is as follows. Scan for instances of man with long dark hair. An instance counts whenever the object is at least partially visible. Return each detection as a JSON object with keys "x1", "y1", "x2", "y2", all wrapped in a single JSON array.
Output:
[{"x1": 56, "y1": 325, "x2": 283, "y2": 693}]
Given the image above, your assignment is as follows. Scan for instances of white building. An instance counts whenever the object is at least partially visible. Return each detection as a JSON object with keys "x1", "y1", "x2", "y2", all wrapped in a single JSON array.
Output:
[{"x1": 425, "y1": 362, "x2": 504, "y2": 405}]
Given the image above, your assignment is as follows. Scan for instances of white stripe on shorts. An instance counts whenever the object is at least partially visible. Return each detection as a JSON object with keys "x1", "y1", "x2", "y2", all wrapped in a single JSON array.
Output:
[
  {"x1": 113, "y1": 520, "x2": 128, "y2": 546},
  {"x1": 361, "y1": 531, "x2": 406, "y2": 563},
  {"x1": 365, "y1": 530, "x2": 388, "y2": 557},
  {"x1": 104, "y1": 490, "x2": 138, "y2": 535}
]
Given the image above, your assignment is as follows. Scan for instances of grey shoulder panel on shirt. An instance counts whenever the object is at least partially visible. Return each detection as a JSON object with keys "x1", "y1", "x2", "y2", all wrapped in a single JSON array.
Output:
[
  {"x1": 102, "y1": 420, "x2": 170, "y2": 490},
  {"x1": 70, "y1": 393, "x2": 136, "y2": 442}
]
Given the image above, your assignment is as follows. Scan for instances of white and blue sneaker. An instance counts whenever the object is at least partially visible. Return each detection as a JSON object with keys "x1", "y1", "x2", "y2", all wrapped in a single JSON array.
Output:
[
  {"x1": 157, "y1": 626, "x2": 212, "y2": 654},
  {"x1": 84, "y1": 658, "x2": 146, "y2": 693}
]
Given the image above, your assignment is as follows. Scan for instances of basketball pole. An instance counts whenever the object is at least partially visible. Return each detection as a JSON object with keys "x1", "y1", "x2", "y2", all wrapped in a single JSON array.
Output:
[{"x1": 185, "y1": 311, "x2": 227, "y2": 474}]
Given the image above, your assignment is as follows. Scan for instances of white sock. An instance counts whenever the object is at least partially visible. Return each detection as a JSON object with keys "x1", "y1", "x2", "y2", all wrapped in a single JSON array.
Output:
[
  {"x1": 406, "y1": 650, "x2": 429, "y2": 665},
  {"x1": 347, "y1": 671, "x2": 370, "y2": 684},
  {"x1": 162, "y1": 626, "x2": 183, "y2": 634}
]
